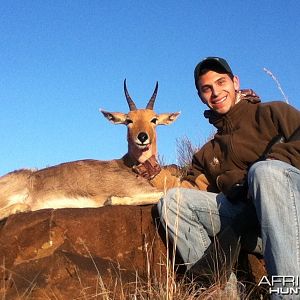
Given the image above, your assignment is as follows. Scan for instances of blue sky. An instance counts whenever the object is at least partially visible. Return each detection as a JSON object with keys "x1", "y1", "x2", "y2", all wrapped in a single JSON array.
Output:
[{"x1": 1, "y1": 1, "x2": 300, "y2": 175}]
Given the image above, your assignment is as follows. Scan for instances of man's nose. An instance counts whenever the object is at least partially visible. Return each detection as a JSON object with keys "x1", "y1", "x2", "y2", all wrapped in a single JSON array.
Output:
[{"x1": 211, "y1": 85, "x2": 221, "y2": 97}]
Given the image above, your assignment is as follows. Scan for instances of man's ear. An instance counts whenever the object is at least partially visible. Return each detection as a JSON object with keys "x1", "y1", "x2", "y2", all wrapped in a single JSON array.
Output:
[
  {"x1": 157, "y1": 112, "x2": 180, "y2": 125},
  {"x1": 233, "y1": 75, "x2": 240, "y2": 91},
  {"x1": 100, "y1": 109, "x2": 127, "y2": 124}
]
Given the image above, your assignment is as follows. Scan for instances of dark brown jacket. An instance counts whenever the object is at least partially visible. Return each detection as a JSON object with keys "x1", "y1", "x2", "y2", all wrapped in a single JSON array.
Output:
[{"x1": 186, "y1": 92, "x2": 300, "y2": 195}]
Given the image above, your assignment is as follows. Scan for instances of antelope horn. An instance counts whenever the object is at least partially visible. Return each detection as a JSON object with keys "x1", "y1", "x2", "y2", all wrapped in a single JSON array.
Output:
[
  {"x1": 146, "y1": 82, "x2": 158, "y2": 110},
  {"x1": 124, "y1": 79, "x2": 137, "y2": 111}
]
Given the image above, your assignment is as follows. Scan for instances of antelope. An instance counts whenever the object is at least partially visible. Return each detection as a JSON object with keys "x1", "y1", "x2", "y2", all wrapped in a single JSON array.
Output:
[{"x1": 0, "y1": 80, "x2": 180, "y2": 220}]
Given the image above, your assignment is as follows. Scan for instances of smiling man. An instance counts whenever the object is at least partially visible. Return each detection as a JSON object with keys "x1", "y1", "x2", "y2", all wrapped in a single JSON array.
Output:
[
  {"x1": 150, "y1": 57, "x2": 300, "y2": 299},
  {"x1": 196, "y1": 57, "x2": 240, "y2": 114}
]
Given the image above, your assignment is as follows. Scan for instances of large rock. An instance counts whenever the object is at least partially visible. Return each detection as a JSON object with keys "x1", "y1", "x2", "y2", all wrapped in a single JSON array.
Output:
[
  {"x1": 0, "y1": 205, "x2": 267, "y2": 299},
  {"x1": 0, "y1": 205, "x2": 167, "y2": 299}
]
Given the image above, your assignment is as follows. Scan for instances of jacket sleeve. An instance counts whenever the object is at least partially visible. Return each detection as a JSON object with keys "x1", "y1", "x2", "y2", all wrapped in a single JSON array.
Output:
[{"x1": 265, "y1": 102, "x2": 300, "y2": 169}]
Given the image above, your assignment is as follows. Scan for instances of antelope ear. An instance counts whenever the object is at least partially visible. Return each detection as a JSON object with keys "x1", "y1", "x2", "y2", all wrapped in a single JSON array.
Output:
[
  {"x1": 100, "y1": 110, "x2": 127, "y2": 125},
  {"x1": 157, "y1": 112, "x2": 181, "y2": 125}
]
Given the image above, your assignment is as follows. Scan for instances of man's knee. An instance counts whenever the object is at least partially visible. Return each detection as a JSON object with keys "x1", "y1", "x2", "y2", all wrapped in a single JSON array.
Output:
[
  {"x1": 248, "y1": 161, "x2": 270, "y2": 182},
  {"x1": 248, "y1": 161, "x2": 279, "y2": 204},
  {"x1": 248, "y1": 160, "x2": 284, "y2": 189},
  {"x1": 248, "y1": 160, "x2": 296, "y2": 187}
]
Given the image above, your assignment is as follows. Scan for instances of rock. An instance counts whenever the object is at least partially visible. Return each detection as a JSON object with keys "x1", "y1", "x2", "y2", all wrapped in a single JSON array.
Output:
[
  {"x1": 0, "y1": 205, "x2": 167, "y2": 299},
  {"x1": 247, "y1": 253, "x2": 267, "y2": 284},
  {"x1": 0, "y1": 205, "x2": 268, "y2": 299},
  {"x1": 237, "y1": 251, "x2": 268, "y2": 298}
]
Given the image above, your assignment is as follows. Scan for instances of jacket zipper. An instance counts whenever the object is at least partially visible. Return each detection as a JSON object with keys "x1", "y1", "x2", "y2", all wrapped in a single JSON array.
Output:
[{"x1": 225, "y1": 116, "x2": 248, "y2": 170}]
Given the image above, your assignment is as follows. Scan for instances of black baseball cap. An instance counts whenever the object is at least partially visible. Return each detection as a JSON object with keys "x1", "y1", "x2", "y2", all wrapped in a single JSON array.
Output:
[{"x1": 194, "y1": 57, "x2": 233, "y2": 89}]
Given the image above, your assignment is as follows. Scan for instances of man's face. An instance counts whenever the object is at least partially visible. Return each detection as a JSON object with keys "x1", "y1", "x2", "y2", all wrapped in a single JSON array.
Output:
[{"x1": 197, "y1": 70, "x2": 240, "y2": 114}]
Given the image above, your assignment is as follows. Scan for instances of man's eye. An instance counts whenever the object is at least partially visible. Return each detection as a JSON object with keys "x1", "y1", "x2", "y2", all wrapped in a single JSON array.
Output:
[
  {"x1": 201, "y1": 87, "x2": 210, "y2": 93},
  {"x1": 218, "y1": 79, "x2": 226, "y2": 85}
]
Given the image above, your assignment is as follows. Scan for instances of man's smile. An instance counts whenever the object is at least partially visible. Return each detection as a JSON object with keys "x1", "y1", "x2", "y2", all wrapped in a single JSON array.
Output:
[{"x1": 212, "y1": 95, "x2": 227, "y2": 105}]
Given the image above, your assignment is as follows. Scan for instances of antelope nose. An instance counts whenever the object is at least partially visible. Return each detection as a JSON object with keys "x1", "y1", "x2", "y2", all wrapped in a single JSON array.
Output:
[{"x1": 138, "y1": 132, "x2": 148, "y2": 143}]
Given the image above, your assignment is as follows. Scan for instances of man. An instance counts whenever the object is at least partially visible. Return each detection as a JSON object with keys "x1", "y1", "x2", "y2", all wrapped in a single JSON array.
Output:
[{"x1": 135, "y1": 57, "x2": 300, "y2": 299}]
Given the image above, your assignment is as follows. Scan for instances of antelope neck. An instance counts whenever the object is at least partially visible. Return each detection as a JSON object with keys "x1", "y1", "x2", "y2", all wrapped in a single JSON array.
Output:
[{"x1": 122, "y1": 153, "x2": 157, "y2": 168}]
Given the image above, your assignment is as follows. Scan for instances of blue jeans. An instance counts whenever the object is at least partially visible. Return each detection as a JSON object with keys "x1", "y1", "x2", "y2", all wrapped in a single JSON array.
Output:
[
  {"x1": 248, "y1": 160, "x2": 300, "y2": 299},
  {"x1": 157, "y1": 188, "x2": 251, "y2": 269},
  {"x1": 157, "y1": 160, "x2": 300, "y2": 299}
]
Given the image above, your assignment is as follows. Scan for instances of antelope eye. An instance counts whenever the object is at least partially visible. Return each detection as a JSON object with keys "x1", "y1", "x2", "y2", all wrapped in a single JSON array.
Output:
[
  {"x1": 151, "y1": 118, "x2": 158, "y2": 124},
  {"x1": 125, "y1": 119, "x2": 133, "y2": 125}
]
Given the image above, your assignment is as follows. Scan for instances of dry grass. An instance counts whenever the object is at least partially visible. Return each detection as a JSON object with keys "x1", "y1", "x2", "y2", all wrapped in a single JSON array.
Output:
[
  {"x1": 263, "y1": 68, "x2": 289, "y2": 104},
  {"x1": 0, "y1": 260, "x2": 258, "y2": 299},
  {"x1": 176, "y1": 136, "x2": 200, "y2": 169}
]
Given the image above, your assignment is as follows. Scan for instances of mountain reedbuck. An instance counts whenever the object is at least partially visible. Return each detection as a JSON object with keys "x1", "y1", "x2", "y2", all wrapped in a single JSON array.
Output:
[{"x1": 0, "y1": 80, "x2": 180, "y2": 220}]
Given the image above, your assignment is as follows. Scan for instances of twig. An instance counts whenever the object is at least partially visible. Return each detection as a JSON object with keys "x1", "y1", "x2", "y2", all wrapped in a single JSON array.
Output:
[{"x1": 263, "y1": 68, "x2": 289, "y2": 104}]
